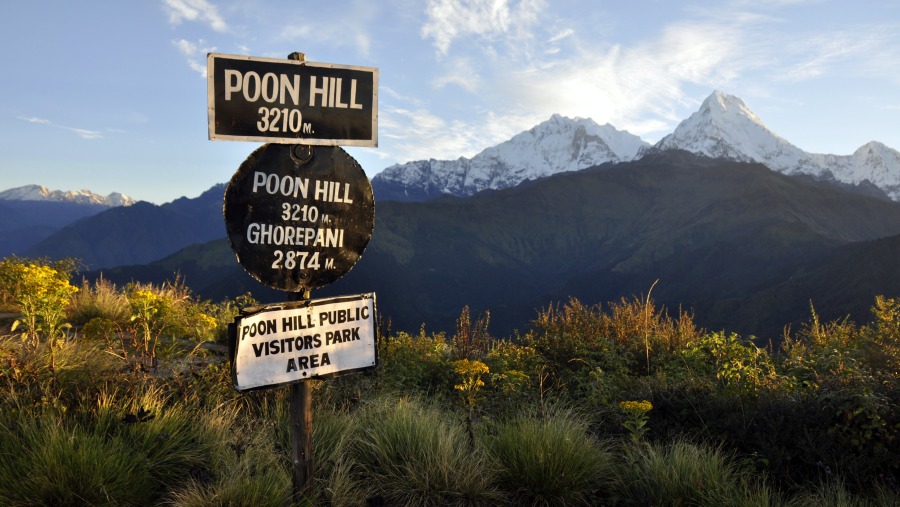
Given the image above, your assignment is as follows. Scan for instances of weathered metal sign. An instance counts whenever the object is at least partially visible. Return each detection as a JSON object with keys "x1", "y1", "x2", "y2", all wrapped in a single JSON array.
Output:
[
  {"x1": 223, "y1": 143, "x2": 375, "y2": 292},
  {"x1": 230, "y1": 293, "x2": 377, "y2": 391},
  {"x1": 207, "y1": 53, "x2": 378, "y2": 146}
]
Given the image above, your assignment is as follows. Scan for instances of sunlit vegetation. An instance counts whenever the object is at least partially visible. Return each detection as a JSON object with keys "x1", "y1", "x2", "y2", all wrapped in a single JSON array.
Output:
[{"x1": 0, "y1": 255, "x2": 898, "y2": 505}]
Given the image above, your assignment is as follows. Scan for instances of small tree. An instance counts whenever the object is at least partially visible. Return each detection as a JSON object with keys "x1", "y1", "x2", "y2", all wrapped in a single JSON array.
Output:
[
  {"x1": 1, "y1": 259, "x2": 77, "y2": 342},
  {"x1": 452, "y1": 358, "x2": 489, "y2": 447},
  {"x1": 0, "y1": 257, "x2": 78, "y2": 376},
  {"x1": 451, "y1": 305, "x2": 491, "y2": 360},
  {"x1": 868, "y1": 296, "x2": 900, "y2": 376},
  {"x1": 126, "y1": 286, "x2": 175, "y2": 371}
]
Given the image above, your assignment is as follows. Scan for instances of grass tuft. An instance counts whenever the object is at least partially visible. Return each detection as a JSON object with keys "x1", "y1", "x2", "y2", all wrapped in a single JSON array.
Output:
[
  {"x1": 351, "y1": 396, "x2": 502, "y2": 506},
  {"x1": 614, "y1": 438, "x2": 773, "y2": 506},
  {"x1": 0, "y1": 417, "x2": 153, "y2": 506},
  {"x1": 486, "y1": 410, "x2": 615, "y2": 506}
]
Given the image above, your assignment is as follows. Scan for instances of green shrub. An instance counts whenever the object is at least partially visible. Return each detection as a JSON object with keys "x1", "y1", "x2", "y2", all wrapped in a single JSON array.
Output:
[
  {"x1": 202, "y1": 292, "x2": 258, "y2": 343},
  {"x1": 680, "y1": 331, "x2": 782, "y2": 397},
  {"x1": 378, "y1": 328, "x2": 453, "y2": 396},
  {"x1": 527, "y1": 296, "x2": 701, "y2": 397}
]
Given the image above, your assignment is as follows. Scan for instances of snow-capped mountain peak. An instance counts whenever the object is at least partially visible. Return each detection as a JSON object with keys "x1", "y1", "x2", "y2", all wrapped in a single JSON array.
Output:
[
  {"x1": 655, "y1": 91, "x2": 900, "y2": 200},
  {"x1": 654, "y1": 91, "x2": 800, "y2": 165},
  {"x1": 0, "y1": 184, "x2": 135, "y2": 206},
  {"x1": 373, "y1": 90, "x2": 900, "y2": 202},
  {"x1": 372, "y1": 115, "x2": 649, "y2": 201}
]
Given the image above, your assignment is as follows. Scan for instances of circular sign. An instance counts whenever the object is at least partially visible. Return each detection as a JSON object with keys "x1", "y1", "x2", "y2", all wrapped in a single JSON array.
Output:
[{"x1": 224, "y1": 143, "x2": 375, "y2": 291}]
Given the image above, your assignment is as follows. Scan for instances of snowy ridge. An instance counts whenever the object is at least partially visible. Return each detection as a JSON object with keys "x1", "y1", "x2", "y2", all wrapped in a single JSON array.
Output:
[
  {"x1": 373, "y1": 114, "x2": 649, "y2": 197},
  {"x1": 0, "y1": 184, "x2": 135, "y2": 206},
  {"x1": 655, "y1": 91, "x2": 900, "y2": 200},
  {"x1": 811, "y1": 142, "x2": 900, "y2": 200},
  {"x1": 375, "y1": 90, "x2": 900, "y2": 202}
]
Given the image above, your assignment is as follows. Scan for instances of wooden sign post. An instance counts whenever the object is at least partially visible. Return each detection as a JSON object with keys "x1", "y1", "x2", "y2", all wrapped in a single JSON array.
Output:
[
  {"x1": 213, "y1": 51, "x2": 378, "y2": 503},
  {"x1": 223, "y1": 143, "x2": 376, "y2": 501},
  {"x1": 289, "y1": 290, "x2": 312, "y2": 501}
]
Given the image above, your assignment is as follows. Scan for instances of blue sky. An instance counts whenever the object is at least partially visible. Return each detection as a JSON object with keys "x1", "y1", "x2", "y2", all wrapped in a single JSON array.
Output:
[{"x1": 1, "y1": 0, "x2": 899, "y2": 204}]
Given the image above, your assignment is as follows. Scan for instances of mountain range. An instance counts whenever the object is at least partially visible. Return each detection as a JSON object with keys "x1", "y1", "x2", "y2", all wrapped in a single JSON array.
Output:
[
  {"x1": 0, "y1": 185, "x2": 134, "y2": 206},
  {"x1": 88, "y1": 150, "x2": 900, "y2": 340},
  {"x1": 0, "y1": 185, "x2": 136, "y2": 258},
  {"x1": 371, "y1": 115, "x2": 649, "y2": 201},
  {"x1": 22, "y1": 185, "x2": 225, "y2": 269},
  {"x1": 9, "y1": 91, "x2": 900, "y2": 340},
  {"x1": 372, "y1": 91, "x2": 900, "y2": 202}
]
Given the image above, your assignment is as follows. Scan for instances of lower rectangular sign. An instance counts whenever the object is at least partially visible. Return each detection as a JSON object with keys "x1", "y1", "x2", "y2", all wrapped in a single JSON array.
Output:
[{"x1": 229, "y1": 293, "x2": 377, "y2": 391}]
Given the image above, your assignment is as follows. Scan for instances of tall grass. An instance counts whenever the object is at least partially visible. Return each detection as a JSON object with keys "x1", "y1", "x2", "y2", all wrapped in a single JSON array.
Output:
[
  {"x1": 351, "y1": 396, "x2": 502, "y2": 506},
  {"x1": 165, "y1": 420, "x2": 290, "y2": 507},
  {"x1": 0, "y1": 417, "x2": 154, "y2": 506},
  {"x1": 614, "y1": 438, "x2": 774, "y2": 506},
  {"x1": 785, "y1": 479, "x2": 900, "y2": 507},
  {"x1": 69, "y1": 276, "x2": 130, "y2": 325},
  {"x1": 486, "y1": 409, "x2": 616, "y2": 506}
]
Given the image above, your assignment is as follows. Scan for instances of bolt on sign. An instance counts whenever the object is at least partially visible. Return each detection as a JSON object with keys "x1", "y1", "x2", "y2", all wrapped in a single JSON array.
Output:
[
  {"x1": 223, "y1": 143, "x2": 375, "y2": 292},
  {"x1": 207, "y1": 53, "x2": 378, "y2": 146},
  {"x1": 229, "y1": 293, "x2": 377, "y2": 391}
]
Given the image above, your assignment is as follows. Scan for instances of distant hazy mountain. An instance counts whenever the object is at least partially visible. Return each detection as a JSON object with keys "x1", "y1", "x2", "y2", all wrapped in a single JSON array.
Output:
[
  {"x1": 25, "y1": 184, "x2": 225, "y2": 269},
  {"x1": 0, "y1": 185, "x2": 135, "y2": 257},
  {"x1": 654, "y1": 91, "x2": 900, "y2": 200},
  {"x1": 375, "y1": 91, "x2": 900, "y2": 202},
  {"x1": 91, "y1": 151, "x2": 900, "y2": 340},
  {"x1": 371, "y1": 114, "x2": 649, "y2": 201},
  {"x1": 0, "y1": 184, "x2": 134, "y2": 206}
]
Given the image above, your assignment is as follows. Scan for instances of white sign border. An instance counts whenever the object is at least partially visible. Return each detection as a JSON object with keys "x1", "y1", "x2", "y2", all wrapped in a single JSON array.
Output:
[
  {"x1": 230, "y1": 292, "x2": 378, "y2": 392},
  {"x1": 207, "y1": 53, "x2": 379, "y2": 147}
]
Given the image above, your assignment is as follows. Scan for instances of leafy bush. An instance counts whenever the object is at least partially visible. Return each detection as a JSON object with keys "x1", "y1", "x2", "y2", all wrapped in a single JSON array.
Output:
[
  {"x1": 0, "y1": 257, "x2": 78, "y2": 380},
  {"x1": 679, "y1": 331, "x2": 782, "y2": 397},
  {"x1": 527, "y1": 295, "x2": 702, "y2": 396},
  {"x1": 377, "y1": 328, "x2": 453, "y2": 396}
]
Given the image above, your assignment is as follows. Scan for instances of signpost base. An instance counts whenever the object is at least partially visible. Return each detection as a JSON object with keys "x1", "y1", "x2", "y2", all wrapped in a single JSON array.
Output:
[
  {"x1": 289, "y1": 289, "x2": 313, "y2": 503},
  {"x1": 290, "y1": 380, "x2": 313, "y2": 503}
]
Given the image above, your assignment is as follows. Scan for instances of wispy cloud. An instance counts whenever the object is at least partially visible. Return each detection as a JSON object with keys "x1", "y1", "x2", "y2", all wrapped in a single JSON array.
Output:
[
  {"x1": 163, "y1": 0, "x2": 227, "y2": 32},
  {"x1": 17, "y1": 116, "x2": 103, "y2": 139},
  {"x1": 173, "y1": 38, "x2": 215, "y2": 77},
  {"x1": 19, "y1": 116, "x2": 50, "y2": 125},
  {"x1": 278, "y1": 2, "x2": 378, "y2": 58},
  {"x1": 407, "y1": 0, "x2": 900, "y2": 156},
  {"x1": 776, "y1": 26, "x2": 900, "y2": 82},
  {"x1": 547, "y1": 28, "x2": 574, "y2": 43},
  {"x1": 431, "y1": 58, "x2": 481, "y2": 92},
  {"x1": 421, "y1": 0, "x2": 545, "y2": 56},
  {"x1": 379, "y1": 106, "x2": 483, "y2": 161},
  {"x1": 280, "y1": 22, "x2": 373, "y2": 59}
]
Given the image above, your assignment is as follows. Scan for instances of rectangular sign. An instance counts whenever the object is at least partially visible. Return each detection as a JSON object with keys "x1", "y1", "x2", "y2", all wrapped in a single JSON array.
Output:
[
  {"x1": 208, "y1": 53, "x2": 378, "y2": 146},
  {"x1": 229, "y1": 293, "x2": 377, "y2": 391}
]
